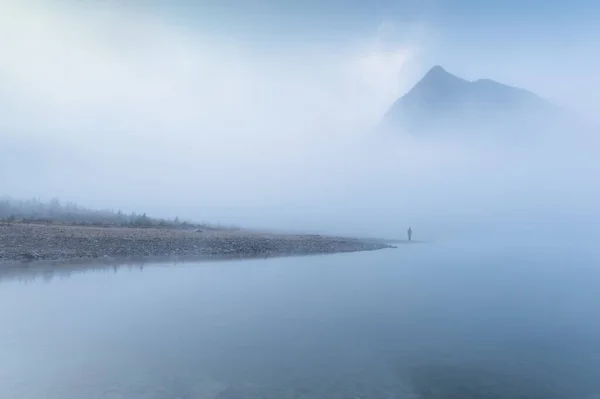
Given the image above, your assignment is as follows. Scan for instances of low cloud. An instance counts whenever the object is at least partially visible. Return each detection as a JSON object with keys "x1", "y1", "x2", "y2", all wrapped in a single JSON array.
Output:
[{"x1": 1, "y1": 1, "x2": 598, "y2": 240}]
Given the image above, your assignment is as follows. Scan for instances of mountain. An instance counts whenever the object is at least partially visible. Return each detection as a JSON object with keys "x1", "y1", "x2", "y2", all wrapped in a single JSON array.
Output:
[{"x1": 380, "y1": 65, "x2": 564, "y2": 136}]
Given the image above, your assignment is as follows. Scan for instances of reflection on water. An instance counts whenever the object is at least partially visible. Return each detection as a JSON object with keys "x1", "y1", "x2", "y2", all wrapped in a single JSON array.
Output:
[
  {"x1": 1, "y1": 242, "x2": 600, "y2": 398},
  {"x1": 0, "y1": 258, "x2": 154, "y2": 285},
  {"x1": 0, "y1": 260, "x2": 146, "y2": 284}
]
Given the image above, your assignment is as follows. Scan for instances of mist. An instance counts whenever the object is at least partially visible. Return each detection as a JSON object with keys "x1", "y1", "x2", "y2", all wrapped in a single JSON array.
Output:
[{"x1": 1, "y1": 1, "x2": 599, "y2": 241}]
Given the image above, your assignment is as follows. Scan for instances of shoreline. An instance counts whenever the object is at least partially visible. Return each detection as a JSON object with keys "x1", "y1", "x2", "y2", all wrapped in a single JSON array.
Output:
[{"x1": 0, "y1": 223, "x2": 395, "y2": 266}]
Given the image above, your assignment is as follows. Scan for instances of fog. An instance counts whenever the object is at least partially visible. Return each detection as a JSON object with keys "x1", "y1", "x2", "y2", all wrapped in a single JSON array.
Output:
[{"x1": 1, "y1": 1, "x2": 599, "y2": 240}]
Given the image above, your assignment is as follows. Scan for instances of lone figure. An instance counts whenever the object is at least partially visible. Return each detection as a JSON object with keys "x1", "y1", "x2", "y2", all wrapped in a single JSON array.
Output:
[{"x1": 407, "y1": 227, "x2": 412, "y2": 241}]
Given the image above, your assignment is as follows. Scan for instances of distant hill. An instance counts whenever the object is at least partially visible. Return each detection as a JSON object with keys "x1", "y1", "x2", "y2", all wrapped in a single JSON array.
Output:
[{"x1": 380, "y1": 65, "x2": 566, "y2": 136}]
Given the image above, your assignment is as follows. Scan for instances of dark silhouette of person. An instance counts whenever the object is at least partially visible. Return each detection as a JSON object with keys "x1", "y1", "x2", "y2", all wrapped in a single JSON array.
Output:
[{"x1": 407, "y1": 227, "x2": 412, "y2": 241}]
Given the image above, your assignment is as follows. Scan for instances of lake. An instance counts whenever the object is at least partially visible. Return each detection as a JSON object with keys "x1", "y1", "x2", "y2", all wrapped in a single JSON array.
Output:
[{"x1": 1, "y1": 239, "x2": 600, "y2": 398}]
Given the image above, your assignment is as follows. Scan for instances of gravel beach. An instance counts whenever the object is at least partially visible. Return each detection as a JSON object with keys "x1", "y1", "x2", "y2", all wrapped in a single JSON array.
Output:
[{"x1": 0, "y1": 223, "x2": 393, "y2": 265}]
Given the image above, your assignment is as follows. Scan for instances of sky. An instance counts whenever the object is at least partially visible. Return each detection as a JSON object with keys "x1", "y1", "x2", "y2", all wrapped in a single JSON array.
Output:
[
  {"x1": 1, "y1": 0, "x2": 599, "y2": 237},
  {"x1": 123, "y1": 0, "x2": 600, "y2": 114}
]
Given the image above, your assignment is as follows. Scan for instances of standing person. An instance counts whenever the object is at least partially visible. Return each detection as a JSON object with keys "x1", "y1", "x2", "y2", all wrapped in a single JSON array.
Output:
[{"x1": 407, "y1": 227, "x2": 412, "y2": 241}]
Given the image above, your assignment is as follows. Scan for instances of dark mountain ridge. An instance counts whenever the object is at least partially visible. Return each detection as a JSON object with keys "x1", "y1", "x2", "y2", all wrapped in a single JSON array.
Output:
[{"x1": 380, "y1": 65, "x2": 565, "y2": 136}]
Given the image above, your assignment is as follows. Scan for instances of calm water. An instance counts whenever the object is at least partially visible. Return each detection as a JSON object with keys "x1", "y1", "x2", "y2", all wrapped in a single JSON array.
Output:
[{"x1": 1, "y1": 240, "x2": 600, "y2": 399}]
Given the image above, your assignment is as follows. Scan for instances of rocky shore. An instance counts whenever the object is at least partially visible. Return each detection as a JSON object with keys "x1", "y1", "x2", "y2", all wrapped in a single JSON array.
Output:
[{"x1": 0, "y1": 223, "x2": 393, "y2": 265}]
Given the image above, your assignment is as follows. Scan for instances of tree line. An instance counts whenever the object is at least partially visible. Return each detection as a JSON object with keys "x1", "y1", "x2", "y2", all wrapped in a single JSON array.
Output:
[{"x1": 0, "y1": 197, "x2": 214, "y2": 229}]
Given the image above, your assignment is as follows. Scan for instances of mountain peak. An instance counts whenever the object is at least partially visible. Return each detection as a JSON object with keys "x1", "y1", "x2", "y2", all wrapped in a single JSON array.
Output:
[
  {"x1": 421, "y1": 65, "x2": 460, "y2": 80},
  {"x1": 411, "y1": 65, "x2": 468, "y2": 94},
  {"x1": 427, "y1": 65, "x2": 447, "y2": 75},
  {"x1": 380, "y1": 65, "x2": 558, "y2": 135}
]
